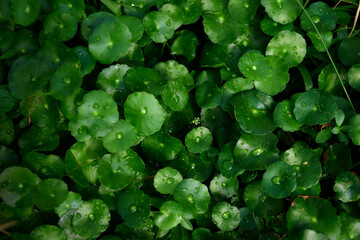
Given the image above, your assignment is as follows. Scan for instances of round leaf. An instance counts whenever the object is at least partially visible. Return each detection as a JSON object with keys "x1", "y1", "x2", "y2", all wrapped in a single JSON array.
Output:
[
  {"x1": 51, "y1": 0, "x2": 85, "y2": 22},
  {"x1": 43, "y1": 12, "x2": 77, "y2": 41},
  {"x1": 154, "y1": 201, "x2": 182, "y2": 229},
  {"x1": 124, "y1": 92, "x2": 165, "y2": 135},
  {"x1": 55, "y1": 191, "x2": 83, "y2": 217},
  {"x1": 11, "y1": 0, "x2": 40, "y2": 26},
  {"x1": 228, "y1": 0, "x2": 260, "y2": 23},
  {"x1": 125, "y1": 66, "x2": 166, "y2": 95},
  {"x1": 22, "y1": 152, "x2": 64, "y2": 179},
  {"x1": 338, "y1": 38, "x2": 360, "y2": 66},
  {"x1": 273, "y1": 100, "x2": 303, "y2": 132},
  {"x1": 160, "y1": 4, "x2": 185, "y2": 30},
  {"x1": 261, "y1": 14, "x2": 293, "y2": 36},
  {"x1": 81, "y1": 12, "x2": 117, "y2": 41},
  {"x1": 195, "y1": 82, "x2": 222, "y2": 108},
  {"x1": 173, "y1": 0, "x2": 202, "y2": 25},
  {"x1": 334, "y1": 171, "x2": 360, "y2": 202},
  {"x1": 212, "y1": 201, "x2": 240, "y2": 231},
  {"x1": 261, "y1": 0, "x2": 302, "y2": 24},
  {"x1": 210, "y1": 174, "x2": 239, "y2": 199},
  {"x1": 300, "y1": 2, "x2": 337, "y2": 33},
  {"x1": 30, "y1": 225, "x2": 66, "y2": 240},
  {"x1": 73, "y1": 46, "x2": 96, "y2": 76},
  {"x1": 143, "y1": 11, "x2": 175, "y2": 43},
  {"x1": 348, "y1": 64, "x2": 360, "y2": 92},
  {"x1": 185, "y1": 126, "x2": 213, "y2": 153},
  {"x1": 161, "y1": 80, "x2": 189, "y2": 111},
  {"x1": 102, "y1": 120, "x2": 137, "y2": 153},
  {"x1": 154, "y1": 167, "x2": 183, "y2": 194}
]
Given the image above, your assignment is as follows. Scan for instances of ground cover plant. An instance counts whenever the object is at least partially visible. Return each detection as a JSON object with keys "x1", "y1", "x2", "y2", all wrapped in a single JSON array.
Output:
[{"x1": 1, "y1": 0, "x2": 360, "y2": 239}]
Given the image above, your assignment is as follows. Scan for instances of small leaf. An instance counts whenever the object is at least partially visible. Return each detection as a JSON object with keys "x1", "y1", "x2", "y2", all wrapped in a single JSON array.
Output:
[
  {"x1": 315, "y1": 127, "x2": 332, "y2": 143},
  {"x1": 212, "y1": 201, "x2": 240, "y2": 231},
  {"x1": 154, "y1": 167, "x2": 183, "y2": 194},
  {"x1": 185, "y1": 126, "x2": 213, "y2": 153},
  {"x1": 334, "y1": 171, "x2": 360, "y2": 202},
  {"x1": 154, "y1": 201, "x2": 183, "y2": 230}
]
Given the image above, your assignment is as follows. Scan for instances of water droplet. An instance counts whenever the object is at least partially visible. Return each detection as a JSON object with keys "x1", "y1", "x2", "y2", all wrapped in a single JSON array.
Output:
[
  {"x1": 222, "y1": 211, "x2": 230, "y2": 220},
  {"x1": 293, "y1": 166, "x2": 301, "y2": 172},
  {"x1": 221, "y1": 182, "x2": 227, "y2": 187},
  {"x1": 141, "y1": 107, "x2": 147, "y2": 114},
  {"x1": 6, "y1": 128, "x2": 12, "y2": 134},
  {"x1": 195, "y1": 137, "x2": 201, "y2": 143},
  {"x1": 93, "y1": 103, "x2": 99, "y2": 109},
  {"x1": 96, "y1": 37, "x2": 100, "y2": 41},
  {"x1": 62, "y1": 77, "x2": 71, "y2": 84},
  {"x1": 187, "y1": 194, "x2": 194, "y2": 203},
  {"x1": 252, "y1": 66, "x2": 257, "y2": 70},
  {"x1": 76, "y1": 213, "x2": 81, "y2": 218},
  {"x1": 301, "y1": 102, "x2": 306, "y2": 107},
  {"x1": 241, "y1": 40, "x2": 249, "y2": 46},
  {"x1": 243, "y1": 149, "x2": 248, "y2": 153},
  {"x1": 88, "y1": 213, "x2": 95, "y2": 220},
  {"x1": 258, "y1": 195, "x2": 267, "y2": 203},
  {"x1": 18, "y1": 183, "x2": 24, "y2": 189},
  {"x1": 166, "y1": 177, "x2": 174, "y2": 184},
  {"x1": 243, "y1": 2, "x2": 249, "y2": 8},
  {"x1": 95, "y1": 205, "x2": 100, "y2": 210},
  {"x1": 116, "y1": 132, "x2": 123, "y2": 140},
  {"x1": 173, "y1": 94, "x2": 179, "y2": 103},
  {"x1": 166, "y1": 21, "x2": 171, "y2": 26},
  {"x1": 0, "y1": 181, "x2": 8, "y2": 187},
  {"x1": 222, "y1": 160, "x2": 233, "y2": 171},
  {"x1": 311, "y1": 15, "x2": 321, "y2": 24},
  {"x1": 272, "y1": 176, "x2": 281, "y2": 185},
  {"x1": 293, "y1": 52, "x2": 298, "y2": 56},
  {"x1": 129, "y1": 205, "x2": 137, "y2": 213},
  {"x1": 218, "y1": 16, "x2": 224, "y2": 24},
  {"x1": 195, "y1": 187, "x2": 199, "y2": 192},
  {"x1": 281, "y1": 33, "x2": 285, "y2": 38},
  {"x1": 251, "y1": 148, "x2": 263, "y2": 156},
  {"x1": 40, "y1": 167, "x2": 49, "y2": 175},
  {"x1": 182, "y1": 187, "x2": 187, "y2": 192},
  {"x1": 299, "y1": 215, "x2": 304, "y2": 220},
  {"x1": 216, "y1": 36, "x2": 221, "y2": 40},
  {"x1": 292, "y1": 46, "x2": 297, "y2": 51},
  {"x1": 276, "y1": 0, "x2": 283, "y2": 8},
  {"x1": 318, "y1": 7, "x2": 323, "y2": 12}
]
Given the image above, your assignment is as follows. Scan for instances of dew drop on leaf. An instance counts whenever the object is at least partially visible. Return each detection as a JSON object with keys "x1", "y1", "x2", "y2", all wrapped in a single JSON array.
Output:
[
  {"x1": 166, "y1": 177, "x2": 174, "y2": 184},
  {"x1": 88, "y1": 213, "x2": 95, "y2": 220},
  {"x1": 272, "y1": 176, "x2": 281, "y2": 185},
  {"x1": 76, "y1": 213, "x2": 81, "y2": 218},
  {"x1": 258, "y1": 195, "x2": 267, "y2": 203},
  {"x1": 222, "y1": 211, "x2": 230, "y2": 220},
  {"x1": 129, "y1": 205, "x2": 137, "y2": 213},
  {"x1": 187, "y1": 194, "x2": 194, "y2": 203},
  {"x1": 116, "y1": 132, "x2": 123, "y2": 140}
]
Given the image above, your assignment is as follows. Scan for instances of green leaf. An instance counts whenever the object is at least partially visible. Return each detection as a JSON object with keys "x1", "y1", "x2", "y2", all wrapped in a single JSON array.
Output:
[
  {"x1": 293, "y1": 89, "x2": 337, "y2": 125},
  {"x1": 261, "y1": 161, "x2": 297, "y2": 198},
  {"x1": 51, "y1": 0, "x2": 85, "y2": 22},
  {"x1": 348, "y1": 64, "x2": 360, "y2": 92},
  {"x1": 125, "y1": 66, "x2": 166, "y2": 95},
  {"x1": 31, "y1": 179, "x2": 69, "y2": 211},
  {"x1": 160, "y1": 4, "x2": 185, "y2": 30},
  {"x1": 243, "y1": 181, "x2": 284, "y2": 218},
  {"x1": 0, "y1": 146, "x2": 19, "y2": 172},
  {"x1": 185, "y1": 126, "x2": 213, "y2": 153},
  {"x1": 334, "y1": 171, "x2": 360, "y2": 202},
  {"x1": 0, "y1": 0, "x2": 11, "y2": 22},
  {"x1": 228, "y1": 0, "x2": 259, "y2": 23},
  {"x1": 22, "y1": 152, "x2": 64, "y2": 179},
  {"x1": 212, "y1": 201, "x2": 240, "y2": 231},
  {"x1": 261, "y1": 0, "x2": 302, "y2": 24},
  {"x1": 234, "y1": 132, "x2": 279, "y2": 170},
  {"x1": 72, "y1": 199, "x2": 111, "y2": 238},
  {"x1": 338, "y1": 38, "x2": 360, "y2": 66},
  {"x1": 143, "y1": 11, "x2": 175, "y2": 43},
  {"x1": 286, "y1": 197, "x2": 341, "y2": 239},
  {"x1": 154, "y1": 201, "x2": 183, "y2": 229},
  {"x1": 318, "y1": 64, "x2": 348, "y2": 96},
  {"x1": 54, "y1": 191, "x2": 83, "y2": 217},
  {"x1": 195, "y1": 82, "x2": 222, "y2": 108},
  {"x1": 18, "y1": 126, "x2": 59, "y2": 153},
  {"x1": 0, "y1": 114, "x2": 15, "y2": 145},
  {"x1": 170, "y1": 30, "x2": 199, "y2": 60},
  {"x1": 11, "y1": 0, "x2": 40, "y2": 26},
  {"x1": 50, "y1": 62, "x2": 83, "y2": 100},
  {"x1": 315, "y1": 127, "x2": 332, "y2": 143},
  {"x1": 118, "y1": 189, "x2": 151, "y2": 228},
  {"x1": 266, "y1": 30, "x2": 306, "y2": 68},
  {"x1": 0, "y1": 166, "x2": 40, "y2": 207},
  {"x1": 81, "y1": 12, "x2": 117, "y2": 41},
  {"x1": 154, "y1": 167, "x2": 183, "y2": 194},
  {"x1": 346, "y1": 114, "x2": 360, "y2": 145},
  {"x1": 102, "y1": 120, "x2": 137, "y2": 153},
  {"x1": 307, "y1": 31, "x2": 332, "y2": 52},
  {"x1": 89, "y1": 18, "x2": 132, "y2": 63},
  {"x1": 43, "y1": 12, "x2": 77, "y2": 41},
  {"x1": 232, "y1": 90, "x2": 276, "y2": 134},
  {"x1": 101, "y1": 0, "x2": 121, "y2": 17},
  {"x1": 0, "y1": 86, "x2": 17, "y2": 114},
  {"x1": 124, "y1": 92, "x2": 165, "y2": 135},
  {"x1": 273, "y1": 100, "x2": 303, "y2": 132},
  {"x1": 300, "y1": 2, "x2": 337, "y2": 33},
  {"x1": 238, "y1": 207, "x2": 256, "y2": 231},
  {"x1": 30, "y1": 225, "x2": 66, "y2": 240},
  {"x1": 216, "y1": 143, "x2": 244, "y2": 178},
  {"x1": 118, "y1": 16, "x2": 144, "y2": 42},
  {"x1": 280, "y1": 142, "x2": 322, "y2": 188},
  {"x1": 174, "y1": 0, "x2": 202, "y2": 25},
  {"x1": 261, "y1": 14, "x2": 293, "y2": 36},
  {"x1": 161, "y1": 80, "x2": 189, "y2": 111},
  {"x1": 210, "y1": 174, "x2": 239, "y2": 199},
  {"x1": 324, "y1": 143, "x2": 352, "y2": 175},
  {"x1": 73, "y1": 46, "x2": 96, "y2": 76},
  {"x1": 173, "y1": 178, "x2": 211, "y2": 219}
]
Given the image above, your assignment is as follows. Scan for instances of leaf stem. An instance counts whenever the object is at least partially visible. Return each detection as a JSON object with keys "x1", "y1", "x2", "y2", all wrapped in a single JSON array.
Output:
[
  {"x1": 296, "y1": 0, "x2": 356, "y2": 113},
  {"x1": 348, "y1": 1, "x2": 360, "y2": 37}
]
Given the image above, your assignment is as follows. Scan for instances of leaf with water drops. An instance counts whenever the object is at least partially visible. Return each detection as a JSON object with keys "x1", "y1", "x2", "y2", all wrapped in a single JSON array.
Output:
[
  {"x1": 185, "y1": 126, "x2": 213, "y2": 153},
  {"x1": 0, "y1": 114, "x2": 14, "y2": 145},
  {"x1": 81, "y1": 12, "x2": 118, "y2": 41},
  {"x1": 50, "y1": 62, "x2": 83, "y2": 100},
  {"x1": 72, "y1": 199, "x2": 111, "y2": 238},
  {"x1": 338, "y1": 212, "x2": 360, "y2": 240},
  {"x1": 238, "y1": 52, "x2": 272, "y2": 81},
  {"x1": 234, "y1": 132, "x2": 279, "y2": 170},
  {"x1": 89, "y1": 18, "x2": 132, "y2": 64},
  {"x1": 160, "y1": 4, "x2": 185, "y2": 30},
  {"x1": 280, "y1": 141, "x2": 322, "y2": 188},
  {"x1": 203, "y1": 11, "x2": 242, "y2": 45},
  {"x1": 333, "y1": 171, "x2": 360, "y2": 202},
  {"x1": 18, "y1": 125, "x2": 60, "y2": 153},
  {"x1": 170, "y1": 30, "x2": 199, "y2": 61},
  {"x1": 154, "y1": 167, "x2": 183, "y2": 194},
  {"x1": 30, "y1": 178, "x2": 68, "y2": 210},
  {"x1": 117, "y1": 189, "x2": 151, "y2": 228},
  {"x1": 307, "y1": 31, "x2": 332, "y2": 52},
  {"x1": 143, "y1": 11, "x2": 175, "y2": 43},
  {"x1": 293, "y1": 89, "x2": 337, "y2": 125},
  {"x1": 102, "y1": 120, "x2": 137, "y2": 153},
  {"x1": 261, "y1": 0, "x2": 302, "y2": 24},
  {"x1": 0, "y1": 86, "x2": 17, "y2": 114},
  {"x1": 261, "y1": 14, "x2": 293, "y2": 36},
  {"x1": 55, "y1": 191, "x2": 83, "y2": 217},
  {"x1": 0, "y1": 166, "x2": 41, "y2": 207},
  {"x1": 70, "y1": 90, "x2": 119, "y2": 140},
  {"x1": 266, "y1": 30, "x2": 306, "y2": 68},
  {"x1": 210, "y1": 174, "x2": 239, "y2": 199},
  {"x1": 195, "y1": 81, "x2": 222, "y2": 108},
  {"x1": 348, "y1": 64, "x2": 360, "y2": 92},
  {"x1": 118, "y1": 16, "x2": 144, "y2": 42},
  {"x1": 345, "y1": 114, "x2": 360, "y2": 145},
  {"x1": 211, "y1": 201, "x2": 240, "y2": 231},
  {"x1": 286, "y1": 197, "x2": 341, "y2": 239},
  {"x1": 73, "y1": 46, "x2": 96, "y2": 76},
  {"x1": 174, "y1": 0, "x2": 202, "y2": 25},
  {"x1": 124, "y1": 92, "x2": 165, "y2": 135},
  {"x1": 318, "y1": 64, "x2": 348, "y2": 97},
  {"x1": 162, "y1": 80, "x2": 189, "y2": 111},
  {"x1": 173, "y1": 178, "x2": 211, "y2": 219},
  {"x1": 11, "y1": 0, "x2": 40, "y2": 26},
  {"x1": 154, "y1": 201, "x2": 183, "y2": 230},
  {"x1": 65, "y1": 138, "x2": 107, "y2": 187},
  {"x1": 273, "y1": 100, "x2": 303, "y2": 132},
  {"x1": 300, "y1": 2, "x2": 337, "y2": 33},
  {"x1": 125, "y1": 66, "x2": 166, "y2": 95},
  {"x1": 43, "y1": 12, "x2": 77, "y2": 41},
  {"x1": 261, "y1": 161, "x2": 296, "y2": 198},
  {"x1": 30, "y1": 225, "x2": 66, "y2": 240},
  {"x1": 228, "y1": 0, "x2": 260, "y2": 23},
  {"x1": 22, "y1": 152, "x2": 64, "y2": 179},
  {"x1": 51, "y1": 0, "x2": 85, "y2": 22},
  {"x1": 238, "y1": 207, "x2": 256, "y2": 231},
  {"x1": 231, "y1": 90, "x2": 276, "y2": 134},
  {"x1": 243, "y1": 181, "x2": 285, "y2": 218},
  {"x1": 221, "y1": 77, "x2": 254, "y2": 112},
  {"x1": 216, "y1": 143, "x2": 244, "y2": 178}
]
